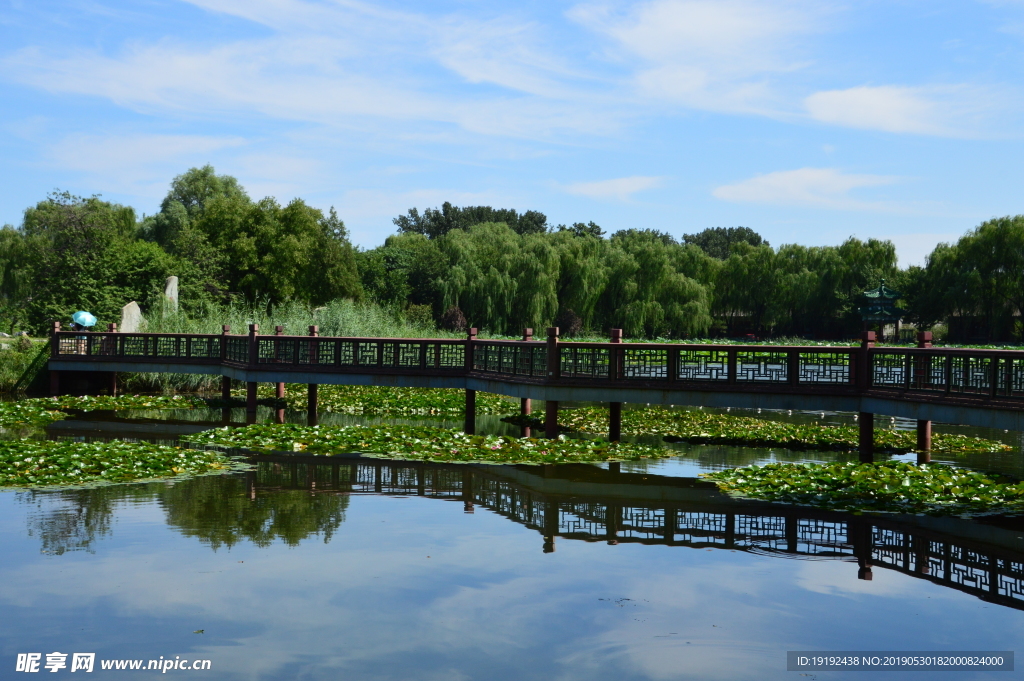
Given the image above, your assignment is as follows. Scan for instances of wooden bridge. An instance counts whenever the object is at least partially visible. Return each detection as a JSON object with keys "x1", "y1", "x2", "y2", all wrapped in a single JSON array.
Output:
[
  {"x1": 247, "y1": 456, "x2": 1024, "y2": 611},
  {"x1": 47, "y1": 323, "x2": 1024, "y2": 461}
]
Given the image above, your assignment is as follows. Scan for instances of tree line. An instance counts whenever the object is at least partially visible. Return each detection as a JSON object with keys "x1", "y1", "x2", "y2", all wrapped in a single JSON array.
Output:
[{"x1": 0, "y1": 165, "x2": 1021, "y2": 342}]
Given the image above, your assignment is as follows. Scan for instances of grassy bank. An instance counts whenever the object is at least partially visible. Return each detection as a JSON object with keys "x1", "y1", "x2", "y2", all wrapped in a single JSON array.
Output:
[{"x1": 241, "y1": 384, "x2": 515, "y2": 416}]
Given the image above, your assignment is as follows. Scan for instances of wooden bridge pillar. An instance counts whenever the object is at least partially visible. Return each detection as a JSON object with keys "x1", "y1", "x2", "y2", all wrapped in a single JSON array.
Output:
[
  {"x1": 246, "y1": 382, "x2": 258, "y2": 424},
  {"x1": 858, "y1": 412, "x2": 874, "y2": 463},
  {"x1": 464, "y1": 389, "x2": 476, "y2": 434},
  {"x1": 916, "y1": 331, "x2": 933, "y2": 463},
  {"x1": 545, "y1": 400, "x2": 559, "y2": 439},
  {"x1": 521, "y1": 327, "x2": 533, "y2": 437},
  {"x1": 609, "y1": 402, "x2": 622, "y2": 442},
  {"x1": 274, "y1": 326, "x2": 286, "y2": 424},
  {"x1": 308, "y1": 326, "x2": 319, "y2": 426},
  {"x1": 916, "y1": 421, "x2": 932, "y2": 463},
  {"x1": 544, "y1": 327, "x2": 560, "y2": 438},
  {"x1": 49, "y1": 322, "x2": 61, "y2": 396},
  {"x1": 221, "y1": 375, "x2": 231, "y2": 402}
]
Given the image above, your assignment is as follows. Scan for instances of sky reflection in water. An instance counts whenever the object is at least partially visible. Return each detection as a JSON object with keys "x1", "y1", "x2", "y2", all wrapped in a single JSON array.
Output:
[{"x1": 1, "y1": 458, "x2": 1023, "y2": 681}]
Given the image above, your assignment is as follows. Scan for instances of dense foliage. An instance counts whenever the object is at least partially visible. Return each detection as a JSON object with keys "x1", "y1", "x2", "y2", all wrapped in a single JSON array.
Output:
[
  {"x1": 703, "y1": 461, "x2": 1024, "y2": 515},
  {"x1": 2, "y1": 168, "x2": 1024, "y2": 341},
  {"x1": 185, "y1": 423, "x2": 667, "y2": 464},
  {"x1": 561, "y1": 407, "x2": 1010, "y2": 454}
]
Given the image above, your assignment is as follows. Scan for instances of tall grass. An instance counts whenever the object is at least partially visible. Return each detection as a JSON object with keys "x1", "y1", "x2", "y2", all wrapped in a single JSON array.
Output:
[{"x1": 123, "y1": 299, "x2": 454, "y2": 394}]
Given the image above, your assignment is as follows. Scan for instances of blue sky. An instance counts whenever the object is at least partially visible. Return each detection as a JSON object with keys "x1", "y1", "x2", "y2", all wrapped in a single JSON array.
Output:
[{"x1": 2, "y1": 0, "x2": 1024, "y2": 264}]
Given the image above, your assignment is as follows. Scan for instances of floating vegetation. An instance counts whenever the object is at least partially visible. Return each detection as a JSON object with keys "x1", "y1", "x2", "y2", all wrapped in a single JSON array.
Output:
[
  {"x1": 561, "y1": 407, "x2": 1010, "y2": 455},
  {"x1": 0, "y1": 439, "x2": 234, "y2": 487},
  {"x1": 0, "y1": 395, "x2": 207, "y2": 428},
  {"x1": 237, "y1": 384, "x2": 516, "y2": 416},
  {"x1": 184, "y1": 423, "x2": 666, "y2": 465},
  {"x1": 702, "y1": 461, "x2": 1024, "y2": 515}
]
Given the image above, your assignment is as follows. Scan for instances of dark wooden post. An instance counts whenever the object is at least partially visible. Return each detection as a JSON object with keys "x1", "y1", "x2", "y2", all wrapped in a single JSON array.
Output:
[
  {"x1": 609, "y1": 328, "x2": 622, "y2": 441},
  {"x1": 857, "y1": 331, "x2": 875, "y2": 463},
  {"x1": 308, "y1": 326, "x2": 319, "y2": 426},
  {"x1": 220, "y1": 325, "x2": 232, "y2": 401},
  {"x1": 545, "y1": 327, "x2": 560, "y2": 438},
  {"x1": 543, "y1": 500, "x2": 558, "y2": 553},
  {"x1": 856, "y1": 330, "x2": 875, "y2": 389},
  {"x1": 49, "y1": 321, "x2": 61, "y2": 396},
  {"x1": 858, "y1": 411, "x2": 874, "y2": 463},
  {"x1": 916, "y1": 331, "x2": 933, "y2": 462},
  {"x1": 464, "y1": 327, "x2": 478, "y2": 434},
  {"x1": 274, "y1": 326, "x2": 285, "y2": 399},
  {"x1": 106, "y1": 322, "x2": 117, "y2": 396},
  {"x1": 246, "y1": 324, "x2": 259, "y2": 423},
  {"x1": 521, "y1": 327, "x2": 533, "y2": 437}
]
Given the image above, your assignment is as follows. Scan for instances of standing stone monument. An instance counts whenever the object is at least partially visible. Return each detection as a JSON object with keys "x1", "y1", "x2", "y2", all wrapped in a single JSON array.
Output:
[
  {"x1": 165, "y1": 276, "x2": 179, "y2": 312},
  {"x1": 120, "y1": 301, "x2": 142, "y2": 333}
]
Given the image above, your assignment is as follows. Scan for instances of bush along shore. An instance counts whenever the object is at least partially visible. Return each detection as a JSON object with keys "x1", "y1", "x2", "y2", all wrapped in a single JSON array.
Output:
[
  {"x1": 0, "y1": 439, "x2": 236, "y2": 487},
  {"x1": 702, "y1": 461, "x2": 1024, "y2": 516},
  {"x1": 560, "y1": 407, "x2": 1010, "y2": 455},
  {"x1": 184, "y1": 423, "x2": 667, "y2": 465},
  {"x1": 235, "y1": 384, "x2": 516, "y2": 416}
]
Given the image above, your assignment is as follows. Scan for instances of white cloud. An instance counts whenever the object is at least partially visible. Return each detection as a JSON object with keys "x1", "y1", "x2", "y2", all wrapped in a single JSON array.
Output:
[
  {"x1": 569, "y1": 0, "x2": 822, "y2": 114},
  {"x1": 561, "y1": 175, "x2": 663, "y2": 201},
  {"x1": 804, "y1": 85, "x2": 1001, "y2": 137},
  {"x1": 712, "y1": 167, "x2": 899, "y2": 210}
]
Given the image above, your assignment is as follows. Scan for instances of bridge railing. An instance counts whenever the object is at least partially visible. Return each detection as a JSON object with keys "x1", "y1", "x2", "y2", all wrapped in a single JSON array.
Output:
[{"x1": 51, "y1": 329, "x2": 1024, "y2": 399}]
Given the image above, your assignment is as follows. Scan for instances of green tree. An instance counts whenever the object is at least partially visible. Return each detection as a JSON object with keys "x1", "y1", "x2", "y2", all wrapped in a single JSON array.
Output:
[{"x1": 682, "y1": 227, "x2": 768, "y2": 259}]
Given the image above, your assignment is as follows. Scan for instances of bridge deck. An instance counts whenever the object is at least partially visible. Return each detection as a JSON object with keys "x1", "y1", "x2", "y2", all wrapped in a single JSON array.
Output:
[{"x1": 48, "y1": 329, "x2": 1024, "y2": 431}]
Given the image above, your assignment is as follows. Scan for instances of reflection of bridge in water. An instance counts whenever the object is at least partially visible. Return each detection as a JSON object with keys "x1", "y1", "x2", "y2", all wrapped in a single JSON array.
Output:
[{"x1": 247, "y1": 456, "x2": 1024, "y2": 611}]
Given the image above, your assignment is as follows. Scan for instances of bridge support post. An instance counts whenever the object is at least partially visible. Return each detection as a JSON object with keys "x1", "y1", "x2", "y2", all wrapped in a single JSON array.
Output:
[
  {"x1": 545, "y1": 400, "x2": 559, "y2": 439},
  {"x1": 916, "y1": 420, "x2": 932, "y2": 463},
  {"x1": 308, "y1": 326, "x2": 319, "y2": 426},
  {"x1": 274, "y1": 326, "x2": 286, "y2": 424},
  {"x1": 49, "y1": 322, "x2": 61, "y2": 396},
  {"x1": 464, "y1": 389, "x2": 476, "y2": 434},
  {"x1": 221, "y1": 375, "x2": 231, "y2": 402},
  {"x1": 858, "y1": 412, "x2": 874, "y2": 463},
  {"x1": 246, "y1": 382, "x2": 258, "y2": 423},
  {"x1": 520, "y1": 327, "x2": 533, "y2": 437},
  {"x1": 915, "y1": 332, "x2": 932, "y2": 463},
  {"x1": 609, "y1": 402, "x2": 622, "y2": 442}
]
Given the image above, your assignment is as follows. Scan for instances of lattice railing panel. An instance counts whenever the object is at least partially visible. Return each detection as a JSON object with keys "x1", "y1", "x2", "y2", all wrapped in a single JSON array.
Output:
[
  {"x1": 735, "y1": 351, "x2": 788, "y2": 382},
  {"x1": 622, "y1": 348, "x2": 667, "y2": 379},
  {"x1": 677, "y1": 350, "x2": 729, "y2": 381},
  {"x1": 872, "y1": 352, "x2": 906, "y2": 387},
  {"x1": 674, "y1": 512, "x2": 728, "y2": 544},
  {"x1": 798, "y1": 352, "x2": 850, "y2": 384},
  {"x1": 949, "y1": 356, "x2": 995, "y2": 394},
  {"x1": 561, "y1": 347, "x2": 610, "y2": 379}
]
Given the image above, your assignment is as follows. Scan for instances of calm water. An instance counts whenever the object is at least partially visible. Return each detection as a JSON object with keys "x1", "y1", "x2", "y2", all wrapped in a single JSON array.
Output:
[{"x1": 1, "y1": 405, "x2": 1024, "y2": 679}]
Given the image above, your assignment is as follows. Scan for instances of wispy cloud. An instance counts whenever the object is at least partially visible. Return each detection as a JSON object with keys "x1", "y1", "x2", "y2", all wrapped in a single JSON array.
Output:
[
  {"x1": 561, "y1": 176, "x2": 663, "y2": 201},
  {"x1": 712, "y1": 168, "x2": 899, "y2": 210},
  {"x1": 804, "y1": 85, "x2": 1007, "y2": 137},
  {"x1": 569, "y1": 0, "x2": 822, "y2": 114}
]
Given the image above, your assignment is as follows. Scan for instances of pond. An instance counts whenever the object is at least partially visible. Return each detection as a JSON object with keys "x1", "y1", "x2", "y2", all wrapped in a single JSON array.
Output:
[{"x1": 1, "y1": 403, "x2": 1023, "y2": 679}]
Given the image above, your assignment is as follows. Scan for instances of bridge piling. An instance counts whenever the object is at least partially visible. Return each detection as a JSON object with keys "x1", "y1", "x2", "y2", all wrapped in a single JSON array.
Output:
[
  {"x1": 545, "y1": 327, "x2": 560, "y2": 438},
  {"x1": 521, "y1": 328, "x2": 533, "y2": 437},
  {"x1": 916, "y1": 331, "x2": 933, "y2": 463},
  {"x1": 308, "y1": 326, "x2": 319, "y2": 426},
  {"x1": 464, "y1": 389, "x2": 476, "y2": 434},
  {"x1": 609, "y1": 329, "x2": 622, "y2": 442},
  {"x1": 858, "y1": 412, "x2": 874, "y2": 463}
]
